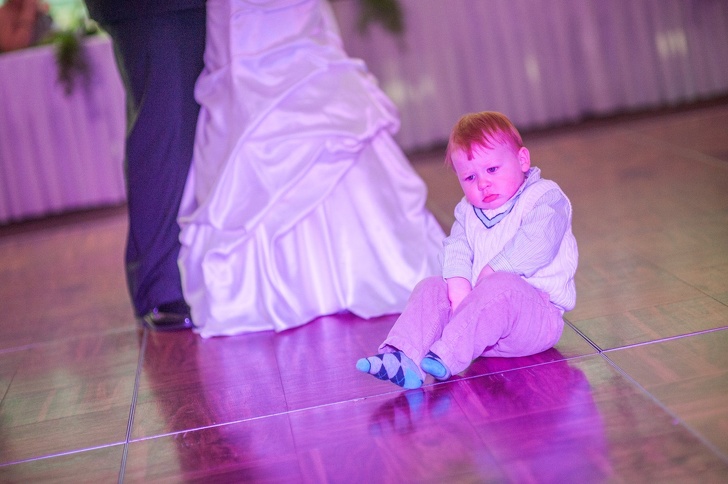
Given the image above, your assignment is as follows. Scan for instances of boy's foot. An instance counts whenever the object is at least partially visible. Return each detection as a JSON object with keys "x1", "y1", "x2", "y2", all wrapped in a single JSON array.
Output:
[
  {"x1": 356, "y1": 351, "x2": 423, "y2": 389},
  {"x1": 420, "y1": 351, "x2": 452, "y2": 380}
]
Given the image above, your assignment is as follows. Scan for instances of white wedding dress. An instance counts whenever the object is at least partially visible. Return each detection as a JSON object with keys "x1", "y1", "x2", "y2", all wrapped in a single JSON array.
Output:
[{"x1": 178, "y1": 0, "x2": 444, "y2": 337}]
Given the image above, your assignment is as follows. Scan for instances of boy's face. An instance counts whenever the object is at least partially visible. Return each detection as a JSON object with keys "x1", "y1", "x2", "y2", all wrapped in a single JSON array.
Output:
[{"x1": 451, "y1": 141, "x2": 531, "y2": 210}]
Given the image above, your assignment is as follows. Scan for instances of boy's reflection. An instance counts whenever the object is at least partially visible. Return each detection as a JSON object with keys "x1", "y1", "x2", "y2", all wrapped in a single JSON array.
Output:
[{"x1": 368, "y1": 352, "x2": 611, "y2": 481}]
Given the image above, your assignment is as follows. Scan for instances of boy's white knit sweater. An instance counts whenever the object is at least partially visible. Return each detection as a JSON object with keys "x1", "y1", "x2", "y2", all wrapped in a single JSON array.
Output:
[{"x1": 442, "y1": 167, "x2": 578, "y2": 313}]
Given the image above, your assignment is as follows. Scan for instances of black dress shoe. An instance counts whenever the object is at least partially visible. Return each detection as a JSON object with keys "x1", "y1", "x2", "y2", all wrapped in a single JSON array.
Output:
[{"x1": 142, "y1": 299, "x2": 194, "y2": 331}]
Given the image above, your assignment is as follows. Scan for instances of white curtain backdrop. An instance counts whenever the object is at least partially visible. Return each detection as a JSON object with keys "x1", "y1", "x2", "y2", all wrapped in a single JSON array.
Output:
[
  {"x1": 2, "y1": 2, "x2": 727, "y2": 220},
  {"x1": 331, "y1": 0, "x2": 728, "y2": 151}
]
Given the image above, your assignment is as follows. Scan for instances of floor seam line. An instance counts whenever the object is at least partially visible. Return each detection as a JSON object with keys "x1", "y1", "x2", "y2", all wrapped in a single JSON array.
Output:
[
  {"x1": 118, "y1": 328, "x2": 147, "y2": 483},
  {"x1": 600, "y1": 352, "x2": 728, "y2": 465}
]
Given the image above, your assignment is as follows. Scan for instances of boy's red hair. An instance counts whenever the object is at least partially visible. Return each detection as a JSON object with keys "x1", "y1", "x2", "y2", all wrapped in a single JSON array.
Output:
[{"x1": 445, "y1": 112, "x2": 524, "y2": 169}]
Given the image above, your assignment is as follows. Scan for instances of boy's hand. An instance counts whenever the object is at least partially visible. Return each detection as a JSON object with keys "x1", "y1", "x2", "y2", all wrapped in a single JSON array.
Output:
[
  {"x1": 446, "y1": 277, "x2": 472, "y2": 312},
  {"x1": 477, "y1": 265, "x2": 495, "y2": 283}
]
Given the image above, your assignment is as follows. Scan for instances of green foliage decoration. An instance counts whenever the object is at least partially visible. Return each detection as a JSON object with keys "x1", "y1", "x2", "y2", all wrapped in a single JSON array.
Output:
[
  {"x1": 40, "y1": 19, "x2": 99, "y2": 95},
  {"x1": 355, "y1": 0, "x2": 404, "y2": 34}
]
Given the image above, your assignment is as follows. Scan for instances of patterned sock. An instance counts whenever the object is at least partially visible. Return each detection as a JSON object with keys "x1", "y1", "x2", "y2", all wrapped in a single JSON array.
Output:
[
  {"x1": 356, "y1": 351, "x2": 423, "y2": 389},
  {"x1": 420, "y1": 351, "x2": 452, "y2": 380}
]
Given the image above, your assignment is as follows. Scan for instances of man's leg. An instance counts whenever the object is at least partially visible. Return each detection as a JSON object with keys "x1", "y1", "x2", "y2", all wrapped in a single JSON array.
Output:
[{"x1": 103, "y1": 8, "x2": 205, "y2": 324}]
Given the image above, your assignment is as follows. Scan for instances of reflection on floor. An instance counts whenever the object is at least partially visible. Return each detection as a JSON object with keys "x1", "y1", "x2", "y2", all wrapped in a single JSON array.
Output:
[{"x1": 1, "y1": 101, "x2": 727, "y2": 481}]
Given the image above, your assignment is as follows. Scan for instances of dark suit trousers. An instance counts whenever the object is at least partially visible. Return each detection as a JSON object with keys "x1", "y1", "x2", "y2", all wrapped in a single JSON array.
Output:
[{"x1": 102, "y1": 7, "x2": 205, "y2": 316}]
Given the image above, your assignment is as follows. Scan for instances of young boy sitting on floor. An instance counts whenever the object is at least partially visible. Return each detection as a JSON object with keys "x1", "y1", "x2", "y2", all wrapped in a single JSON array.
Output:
[{"x1": 357, "y1": 111, "x2": 578, "y2": 389}]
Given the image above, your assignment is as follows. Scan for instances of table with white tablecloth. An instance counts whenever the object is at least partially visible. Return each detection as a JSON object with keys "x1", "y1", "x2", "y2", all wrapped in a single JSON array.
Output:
[
  {"x1": 0, "y1": 35, "x2": 126, "y2": 224},
  {"x1": 331, "y1": 0, "x2": 728, "y2": 151}
]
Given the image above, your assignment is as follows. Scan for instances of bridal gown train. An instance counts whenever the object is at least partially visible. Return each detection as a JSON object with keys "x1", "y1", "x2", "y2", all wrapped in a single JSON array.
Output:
[{"x1": 178, "y1": 0, "x2": 444, "y2": 337}]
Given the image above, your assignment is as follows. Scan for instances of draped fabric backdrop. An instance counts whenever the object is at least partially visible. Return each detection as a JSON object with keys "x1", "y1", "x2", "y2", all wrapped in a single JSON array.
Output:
[
  {"x1": 2, "y1": 1, "x2": 728, "y2": 221},
  {"x1": 331, "y1": 0, "x2": 728, "y2": 151}
]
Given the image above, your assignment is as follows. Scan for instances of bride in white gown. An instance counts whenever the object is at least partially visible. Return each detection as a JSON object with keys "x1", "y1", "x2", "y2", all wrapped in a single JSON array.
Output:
[{"x1": 178, "y1": 0, "x2": 444, "y2": 337}]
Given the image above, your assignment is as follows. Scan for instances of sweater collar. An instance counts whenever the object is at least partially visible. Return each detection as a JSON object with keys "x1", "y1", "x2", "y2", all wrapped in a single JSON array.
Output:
[{"x1": 473, "y1": 167, "x2": 540, "y2": 229}]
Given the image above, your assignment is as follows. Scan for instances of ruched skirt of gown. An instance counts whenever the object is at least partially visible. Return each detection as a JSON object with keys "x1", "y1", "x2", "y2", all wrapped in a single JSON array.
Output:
[{"x1": 178, "y1": 0, "x2": 444, "y2": 336}]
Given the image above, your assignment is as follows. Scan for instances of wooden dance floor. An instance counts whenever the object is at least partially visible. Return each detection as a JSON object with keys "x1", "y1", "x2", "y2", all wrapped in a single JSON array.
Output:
[{"x1": 1, "y1": 100, "x2": 727, "y2": 481}]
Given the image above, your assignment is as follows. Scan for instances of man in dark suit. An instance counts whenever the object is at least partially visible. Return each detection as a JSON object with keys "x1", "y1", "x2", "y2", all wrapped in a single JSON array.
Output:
[{"x1": 83, "y1": 1, "x2": 206, "y2": 330}]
